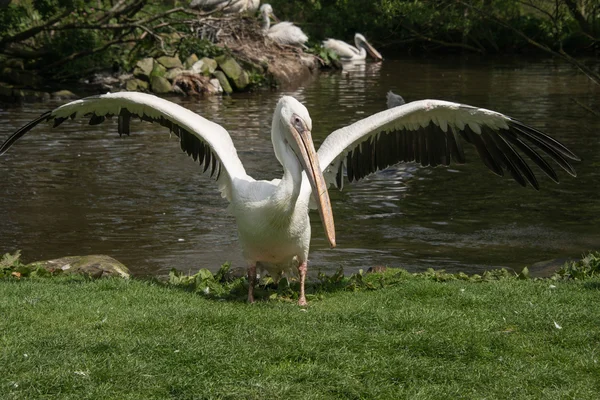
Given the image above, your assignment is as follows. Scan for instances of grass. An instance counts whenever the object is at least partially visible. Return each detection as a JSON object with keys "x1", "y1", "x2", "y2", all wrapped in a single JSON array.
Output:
[{"x1": 1, "y1": 257, "x2": 600, "y2": 399}]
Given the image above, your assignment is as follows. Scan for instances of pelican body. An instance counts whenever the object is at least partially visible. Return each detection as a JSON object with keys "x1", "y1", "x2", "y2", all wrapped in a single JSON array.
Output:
[
  {"x1": 323, "y1": 33, "x2": 383, "y2": 61},
  {"x1": 190, "y1": 0, "x2": 260, "y2": 13},
  {"x1": 259, "y1": 4, "x2": 308, "y2": 47},
  {"x1": 0, "y1": 92, "x2": 579, "y2": 305}
]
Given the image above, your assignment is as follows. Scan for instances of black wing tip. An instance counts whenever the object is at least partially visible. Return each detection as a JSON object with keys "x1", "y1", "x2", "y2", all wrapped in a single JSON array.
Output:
[
  {"x1": 510, "y1": 120, "x2": 581, "y2": 161},
  {"x1": 0, "y1": 111, "x2": 53, "y2": 156}
]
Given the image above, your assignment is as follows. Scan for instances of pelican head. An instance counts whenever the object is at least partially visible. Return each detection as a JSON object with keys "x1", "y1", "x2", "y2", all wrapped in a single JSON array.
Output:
[
  {"x1": 273, "y1": 96, "x2": 336, "y2": 248},
  {"x1": 354, "y1": 33, "x2": 383, "y2": 61},
  {"x1": 259, "y1": 4, "x2": 278, "y2": 21}
]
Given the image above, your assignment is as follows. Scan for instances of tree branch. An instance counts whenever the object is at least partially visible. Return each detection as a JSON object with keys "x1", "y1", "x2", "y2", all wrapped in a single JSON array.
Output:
[{"x1": 0, "y1": 9, "x2": 70, "y2": 50}]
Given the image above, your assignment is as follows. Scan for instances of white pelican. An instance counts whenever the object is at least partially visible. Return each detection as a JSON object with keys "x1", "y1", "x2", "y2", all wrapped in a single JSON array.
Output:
[
  {"x1": 259, "y1": 4, "x2": 308, "y2": 47},
  {"x1": 323, "y1": 33, "x2": 383, "y2": 61},
  {"x1": 0, "y1": 92, "x2": 579, "y2": 305},
  {"x1": 189, "y1": 0, "x2": 260, "y2": 13}
]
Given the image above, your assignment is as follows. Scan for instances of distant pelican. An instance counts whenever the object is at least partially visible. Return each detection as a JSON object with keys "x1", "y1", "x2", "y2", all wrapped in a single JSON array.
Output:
[
  {"x1": 189, "y1": 0, "x2": 259, "y2": 13},
  {"x1": 387, "y1": 91, "x2": 406, "y2": 108},
  {"x1": 259, "y1": 4, "x2": 308, "y2": 47},
  {"x1": 324, "y1": 33, "x2": 383, "y2": 61},
  {"x1": 0, "y1": 92, "x2": 579, "y2": 305}
]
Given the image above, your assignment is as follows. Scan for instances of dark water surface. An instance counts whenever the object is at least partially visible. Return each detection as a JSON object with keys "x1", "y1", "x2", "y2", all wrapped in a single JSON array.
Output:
[{"x1": 1, "y1": 56, "x2": 599, "y2": 277}]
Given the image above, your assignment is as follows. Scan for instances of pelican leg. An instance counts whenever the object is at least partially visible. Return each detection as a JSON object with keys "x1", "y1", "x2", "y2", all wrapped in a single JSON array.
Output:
[
  {"x1": 298, "y1": 261, "x2": 308, "y2": 306},
  {"x1": 247, "y1": 263, "x2": 257, "y2": 303}
]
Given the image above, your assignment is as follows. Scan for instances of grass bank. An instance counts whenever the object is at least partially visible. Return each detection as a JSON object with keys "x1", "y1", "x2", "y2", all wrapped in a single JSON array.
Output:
[{"x1": 1, "y1": 267, "x2": 599, "y2": 399}]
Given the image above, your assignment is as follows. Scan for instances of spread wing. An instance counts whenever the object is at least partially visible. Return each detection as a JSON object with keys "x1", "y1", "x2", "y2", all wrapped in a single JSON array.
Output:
[
  {"x1": 317, "y1": 99, "x2": 579, "y2": 191},
  {"x1": 0, "y1": 91, "x2": 250, "y2": 201}
]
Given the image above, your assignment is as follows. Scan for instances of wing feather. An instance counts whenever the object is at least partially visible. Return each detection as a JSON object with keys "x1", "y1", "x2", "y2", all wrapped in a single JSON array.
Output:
[
  {"x1": 317, "y1": 99, "x2": 579, "y2": 190},
  {"x1": 0, "y1": 92, "x2": 249, "y2": 201}
]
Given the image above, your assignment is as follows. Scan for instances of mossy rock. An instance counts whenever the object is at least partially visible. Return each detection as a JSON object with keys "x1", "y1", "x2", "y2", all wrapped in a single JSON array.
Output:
[
  {"x1": 215, "y1": 55, "x2": 249, "y2": 90},
  {"x1": 13, "y1": 88, "x2": 50, "y2": 102},
  {"x1": 125, "y1": 78, "x2": 149, "y2": 91},
  {"x1": 184, "y1": 54, "x2": 199, "y2": 69},
  {"x1": 165, "y1": 67, "x2": 184, "y2": 80},
  {"x1": 150, "y1": 61, "x2": 167, "y2": 78},
  {"x1": 27, "y1": 255, "x2": 131, "y2": 279},
  {"x1": 51, "y1": 90, "x2": 78, "y2": 100},
  {"x1": 199, "y1": 57, "x2": 218, "y2": 74},
  {"x1": 150, "y1": 75, "x2": 173, "y2": 93},
  {"x1": 156, "y1": 56, "x2": 183, "y2": 69},
  {"x1": 133, "y1": 57, "x2": 154, "y2": 80},
  {"x1": 212, "y1": 71, "x2": 233, "y2": 94}
]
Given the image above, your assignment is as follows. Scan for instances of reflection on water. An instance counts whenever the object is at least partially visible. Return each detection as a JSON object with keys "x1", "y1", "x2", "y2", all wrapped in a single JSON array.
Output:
[{"x1": 1, "y1": 56, "x2": 599, "y2": 277}]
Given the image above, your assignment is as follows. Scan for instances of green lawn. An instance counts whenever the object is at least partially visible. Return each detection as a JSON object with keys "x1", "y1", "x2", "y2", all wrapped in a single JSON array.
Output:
[{"x1": 1, "y1": 271, "x2": 599, "y2": 399}]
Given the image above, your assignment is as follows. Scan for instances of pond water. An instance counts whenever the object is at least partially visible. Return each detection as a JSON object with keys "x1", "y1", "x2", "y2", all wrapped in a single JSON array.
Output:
[{"x1": 1, "y1": 56, "x2": 599, "y2": 277}]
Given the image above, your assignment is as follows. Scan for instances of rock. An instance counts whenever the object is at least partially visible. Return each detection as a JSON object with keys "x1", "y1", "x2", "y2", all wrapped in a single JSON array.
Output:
[
  {"x1": 136, "y1": 79, "x2": 149, "y2": 90},
  {"x1": 126, "y1": 78, "x2": 149, "y2": 91},
  {"x1": 150, "y1": 61, "x2": 167, "y2": 78},
  {"x1": 156, "y1": 55, "x2": 183, "y2": 69},
  {"x1": 209, "y1": 78, "x2": 223, "y2": 93},
  {"x1": 184, "y1": 54, "x2": 199, "y2": 69},
  {"x1": 133, "y1": 57, "x2": 154, "y2": 80},
  {"x1": 51, "y1": 90, "x2": 78, "y2": 100},
  {"x1": 27, "y1": 255, "x2": 131, "y2": 279},
  {"x1": 212, "y1": 71, "x2": 233, "y2": 94},
  {"x1": 13, "y1": 88, "x2": 50, "y2": 102},
  {"x1": 150, "y1": 75, "x2": 172, "y2": 93},
  {"x1": 164, "y1": 67, "x2": 184, "y2": 80},
  {"x1": 199, "y1": 57, "x2": 218, "y2": 74},
  {"x1": 215, "y1": 54, "x2": 249, "y2": 90},
  {"x1": 527, "y1": 258, "x2": 576, "y2": 278},
  {"x1": 191, "y1": 60, "x2": 205, "y2": 74}
]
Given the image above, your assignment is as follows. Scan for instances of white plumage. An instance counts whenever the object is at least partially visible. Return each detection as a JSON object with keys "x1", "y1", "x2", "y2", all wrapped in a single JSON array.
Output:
[
  {"x1": 259, "y1": 4, "x2": 308, "y2": 47},
  {"x1": 0, "y1": 92, "x2": 579, "y2": 304},
  {"x1": 323, "y1": 33, "x2": 383, "y2": 61}
]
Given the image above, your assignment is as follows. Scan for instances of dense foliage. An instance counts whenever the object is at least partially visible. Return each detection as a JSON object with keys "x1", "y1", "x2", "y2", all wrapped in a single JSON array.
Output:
[
  {"x1": 0, "y1": 0, "x2": 597, "y2": 84},
  {"x1": 270, "y1": 0, "x2": 599, "y2": 54}
]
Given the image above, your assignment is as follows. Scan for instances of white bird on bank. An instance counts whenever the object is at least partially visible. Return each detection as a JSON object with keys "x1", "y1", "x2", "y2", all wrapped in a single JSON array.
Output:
[
  {"x1": 323, "y1": 33, "x2": 383, "y2": 61},
  {"x1": 259, "y1": 4, "x2": 308, "y2": 47},
  {"x1": 0, "y1": 92, "x2": 579, "y2": 305},
  {"x1": 189, "y1": 0, "x2": 260, "y2": 13}
]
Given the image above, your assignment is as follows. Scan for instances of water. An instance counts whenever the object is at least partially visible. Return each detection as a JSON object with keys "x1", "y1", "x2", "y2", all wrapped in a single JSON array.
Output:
[{"x1": 1, "y1": 56, "x2": 599, "y2": 277}]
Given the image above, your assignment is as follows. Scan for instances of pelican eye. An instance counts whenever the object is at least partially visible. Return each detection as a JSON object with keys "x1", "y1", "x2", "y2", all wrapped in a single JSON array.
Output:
[{"x1": 292, "y1": 115, "x2": 305, "y2": 134}]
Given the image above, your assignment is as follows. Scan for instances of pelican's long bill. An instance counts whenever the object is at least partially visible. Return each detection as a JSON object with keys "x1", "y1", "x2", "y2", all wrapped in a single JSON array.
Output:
[
  {"x1": 362, "y1": 40, "x2": 383, "y2": 61},
  {"x1": 290, "y1": 116, "x2": 336, "y2": 248}
]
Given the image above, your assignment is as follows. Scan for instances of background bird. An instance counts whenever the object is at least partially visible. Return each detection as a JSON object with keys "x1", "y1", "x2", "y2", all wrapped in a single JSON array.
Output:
[
  {"x1": 323, "y1": 33, "x2": 383, "y2": 61},
  {"x1": 259, "y1": 4, "x2": 308, "y2": 47},
  {"x1": 386, "y1": 91, "x2": 406, "y2": 108}
]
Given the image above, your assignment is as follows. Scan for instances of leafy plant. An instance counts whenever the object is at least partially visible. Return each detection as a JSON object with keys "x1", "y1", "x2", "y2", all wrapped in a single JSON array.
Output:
[{"x1": 555, "y1": 252, "x2": 600, "y2": 280}]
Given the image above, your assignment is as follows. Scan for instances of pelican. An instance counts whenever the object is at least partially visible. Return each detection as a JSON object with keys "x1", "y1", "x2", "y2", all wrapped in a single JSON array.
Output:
[
  {"x1": 387, "y1": 91, "x2": 406, "y2": 108},
  {"x1": 0, "y1": 92, "x2": 579, "y2": 305},
  {"x1": 323, "y1": 33, "x2": 383, "y2": 61},
  {"x1": 259, "y1": 4, "x2": 308, "y2": 47},
  {"x1": 189, "y1": 0, "x2": 260, "y2": 13}
]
